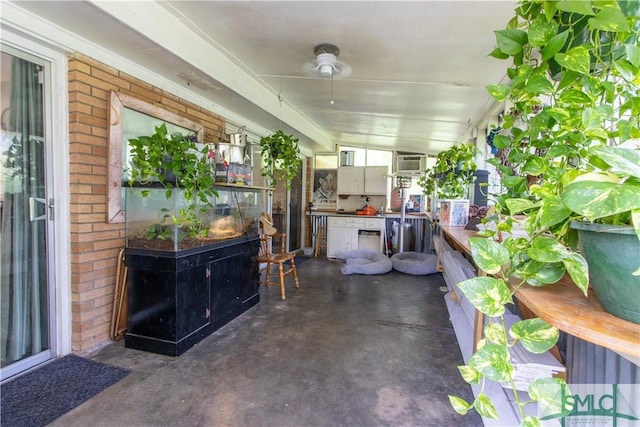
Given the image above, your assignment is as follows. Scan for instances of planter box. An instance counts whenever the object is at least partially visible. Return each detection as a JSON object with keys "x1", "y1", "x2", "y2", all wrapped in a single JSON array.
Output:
[{"x1": 439, "y1": 199, "x2": 469, "y2": 227}]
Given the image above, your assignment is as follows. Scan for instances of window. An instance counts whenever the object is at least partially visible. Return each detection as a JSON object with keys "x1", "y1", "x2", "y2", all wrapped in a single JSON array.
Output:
[{"x1": 314, "y1": 154, "x2": 337, "y2": 169}]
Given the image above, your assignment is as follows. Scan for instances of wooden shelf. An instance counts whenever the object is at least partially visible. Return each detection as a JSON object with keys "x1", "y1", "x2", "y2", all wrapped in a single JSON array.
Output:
[{"x1": 439, "y1": 225, "x2": 640, "y2": 359}]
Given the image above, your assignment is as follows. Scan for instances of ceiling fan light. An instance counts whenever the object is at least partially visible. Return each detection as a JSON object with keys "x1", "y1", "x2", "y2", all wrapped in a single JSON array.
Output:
[{"x1": 319, "y1": 64, "x2": 333, "y2": 77}]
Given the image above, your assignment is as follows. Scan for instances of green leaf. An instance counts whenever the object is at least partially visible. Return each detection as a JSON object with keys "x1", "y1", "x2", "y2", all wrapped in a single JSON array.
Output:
[
  {"x1": 449, "y1": 395, "x2": 472, "y2": 415},
  {"x1": 556, "y1": 70, "x2": 580, "y2": 91},
  {"x1": 525, "y1": 261, "x2": 566, "y2": 286},
  {"x1": 538, "y1": 196, "x2": 571, "y2": 228},
  {"x1": 489, "y1": 47, "x2": 510, "y2": 60},
  {"x1": 563, "y1": 252, "x2": 590, "y2": 296},
  {"x1": 556, "y1": 1, "x2": 595, "y2": 15},
  {"x1": 458, "y1": 365, "x2": 482, "y2": 384},
  {"x1": 506, "y1": 198, "x2": 536, "y2": 215},
  {"x1": 546, "y1": 106, "x2": 571, "y2": 122},
  {"x1": 474, "y1": 393, "x2": 499, "y2": 419},
  {"x1": 522, "y1": 157, "x2": 547, "y2": 176},
  {"x1": 528, "y1": 236, "x2": 569, "y2": 263},
  {"x1": 614, "y1": 58, "x2": 638, "y2": 82},
  {"x1": 542, "y1": 30, "x2": 570, "y2": 61},
  {"x1": 469, "y1": 344, "x2": 513, "y2": 383},
  {"x1": 543, "y1": 1, "x2": 557, "y2": 21},
  {"x1": 510, "y1": 318, "x2": 559, "y2": 354},
  {"x1": 589, "y1": 6, "x2": 631, "y2": 32},
  {"x1": 622, "y1": 93, "x2": 640, "y2": 113},
  {"x1": 584, "y1": 127, "x2": 609, "y2": 141},
  {"x1": 529, "y1": 378, "x2": 572, "y2": 417},
  {"x1": 486, "y1": 83, "x2": 511, "y2": 102},
  {"x1": 562, "y1": 181, "x2": 640, "y2": 221},
  {"x1": 555, "y1": 46, "x2": 591, "y2": 75},
  {"x1": 457, "y1": 277, "x2": 511, "y2": 317},
  {"x1": 469, "y1": 237, "x2": 510, "y2": 274},
  {"x1": 582, "y1": 108, "x2": 603, "y2": 130},
  {"x1": 520, "y1": 416, "x2": 542, "y2": 427},
  {"x1": 625, "y1": 44, "x2": 640, "y2": 68},
  {"x1": 594, "y1": 146, "x2": 640, "y2": 179},
  {"x1": 495, "y1": 29, "x2": 528, "y2": 55},
  {"x1": 557, "y1": 89, "x2": 591, "y2": 104},
  {"x1": 492, "y1": 134, "x2": 511, "y2": 149},
  {"x1": 484, "y1": 322, "x2": 507, "y2": 345},
  {"x1": 525, "y1": 75, "x2": 554, "y2": 95},
  {"x1": 633, "y1": 210, "x2": 640, "y2": 242},
  {"x1": 528, "y1": 15, "x2": 559, "y2": 47}
]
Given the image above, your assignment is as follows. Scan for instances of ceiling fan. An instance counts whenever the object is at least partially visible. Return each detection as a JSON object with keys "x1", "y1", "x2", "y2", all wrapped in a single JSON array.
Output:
[{"x1": 302, "y1": 43, "x2": 352, "y2": 79}]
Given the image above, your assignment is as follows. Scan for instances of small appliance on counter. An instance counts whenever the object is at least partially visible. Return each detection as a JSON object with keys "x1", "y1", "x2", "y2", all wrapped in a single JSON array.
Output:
[{"x1": 356, "y1": 205, "x2": 378, "y2": 216}]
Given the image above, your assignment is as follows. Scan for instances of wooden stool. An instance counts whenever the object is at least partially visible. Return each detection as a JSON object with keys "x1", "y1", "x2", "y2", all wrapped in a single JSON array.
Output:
[{"x1": 314, "y1": 225, "x2": 327, "y2": 257}]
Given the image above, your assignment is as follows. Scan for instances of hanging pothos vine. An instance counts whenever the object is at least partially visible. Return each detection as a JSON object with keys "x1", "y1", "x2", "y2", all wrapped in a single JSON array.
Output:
[{"x1": 259, "y1": 130, "x2": 302, "y2": 189}]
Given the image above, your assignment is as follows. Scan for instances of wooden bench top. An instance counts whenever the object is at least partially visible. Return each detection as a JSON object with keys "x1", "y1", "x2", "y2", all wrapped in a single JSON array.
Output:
[{"x1": 439, "y1": 225, "x2": 640, "y2": 361}]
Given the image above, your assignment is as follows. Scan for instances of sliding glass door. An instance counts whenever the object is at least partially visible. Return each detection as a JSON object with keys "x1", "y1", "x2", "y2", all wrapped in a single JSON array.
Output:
[{"x1": 0, "y1": 47, "x2": 55, "y2": 379}]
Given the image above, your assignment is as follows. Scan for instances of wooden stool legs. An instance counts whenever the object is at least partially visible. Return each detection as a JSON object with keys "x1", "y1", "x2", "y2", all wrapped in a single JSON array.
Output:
[{"x1": 314, "y1": 225, "x2": 327, "y2": 257}]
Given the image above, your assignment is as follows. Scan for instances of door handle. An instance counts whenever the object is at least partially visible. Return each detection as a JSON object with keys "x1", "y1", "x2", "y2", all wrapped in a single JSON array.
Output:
[{"x1": 29, "y1": 196, "x2": 47, "y2": 222}]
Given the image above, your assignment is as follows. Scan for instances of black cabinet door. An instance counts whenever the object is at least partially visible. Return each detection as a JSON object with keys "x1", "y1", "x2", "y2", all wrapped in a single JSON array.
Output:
[
  {"x1": 127, "y1": 262, "x2": 209, "y2": 341},
  {"x1": 210, "y1": 244, "x2": 259, "y2": 321},
  {"x1": 210, "y1": 253, "x2": 242, "y2": 319},
  {"x1": 175, "y1": 266, "x2": 210, "y2": 340}
]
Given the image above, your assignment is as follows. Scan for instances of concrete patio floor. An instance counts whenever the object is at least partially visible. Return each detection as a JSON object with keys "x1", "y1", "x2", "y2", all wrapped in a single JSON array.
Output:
[{"x1": 51, "y1": 256, "x2": 481, "y2": 427}]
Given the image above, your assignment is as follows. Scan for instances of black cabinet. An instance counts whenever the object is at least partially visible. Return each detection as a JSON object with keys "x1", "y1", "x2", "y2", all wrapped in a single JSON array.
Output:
[{"x1": 125, "y1": 235, "x2": 260, "y2": 356}]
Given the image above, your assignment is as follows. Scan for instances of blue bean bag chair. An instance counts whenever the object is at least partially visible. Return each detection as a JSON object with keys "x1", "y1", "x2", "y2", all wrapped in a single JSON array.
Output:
[
  {"x1": 337, "y1": 249, "x2": 393, "y2": 275},
  {"x1": 391, "y1": 251, "x2": 438, "y2": 275}
]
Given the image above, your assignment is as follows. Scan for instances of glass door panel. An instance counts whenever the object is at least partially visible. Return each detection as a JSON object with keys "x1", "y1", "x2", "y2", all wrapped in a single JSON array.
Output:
[{"x1": 0, "y1": 50, "x2": 52, "y2": 377}]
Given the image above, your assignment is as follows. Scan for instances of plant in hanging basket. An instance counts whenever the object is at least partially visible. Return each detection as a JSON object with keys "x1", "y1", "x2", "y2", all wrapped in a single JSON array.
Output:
[
  {"x1": 418, "y1": 143, "x2": 477, "y2": 199},
  {"x1": 259, "y1": 130, "x2": 302, "y2": 189}
]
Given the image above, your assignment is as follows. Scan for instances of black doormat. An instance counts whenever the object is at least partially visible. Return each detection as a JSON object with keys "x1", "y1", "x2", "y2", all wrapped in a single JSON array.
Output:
[
  {"x1": 1, "y1": 354, "x2": 130, "y2": 427},
  {"x1": 293, "y1": 255, "x2": 310, "y2": 266}
]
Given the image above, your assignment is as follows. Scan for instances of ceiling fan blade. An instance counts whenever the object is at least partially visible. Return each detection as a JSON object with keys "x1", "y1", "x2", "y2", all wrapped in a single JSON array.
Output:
[
  {"x1": 302, "y1": 60, "x2": 320, "y2": 76},
  {"x1": 333, "y1": 61, "x2": 352, "y2": 79}
]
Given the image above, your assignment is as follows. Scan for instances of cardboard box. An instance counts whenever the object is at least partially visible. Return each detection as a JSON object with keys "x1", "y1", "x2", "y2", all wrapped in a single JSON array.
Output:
[{"x1": 439, "y1": 199, "x2": 469, "y2": 227}]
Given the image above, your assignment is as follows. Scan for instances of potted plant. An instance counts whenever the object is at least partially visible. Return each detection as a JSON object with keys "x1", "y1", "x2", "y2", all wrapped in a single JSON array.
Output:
[
  {"x1": 561, "y1": 143, "x2": 640, "y2": 323},
  {"x1": 418, "y1": 143, "x2": 477, "y2": 200},
  {"x1": 418, "y1": 143, "x2": 477, "y2": 224},
  {"x1": 449, "y1": 1, "x2": 640, "y2": 424},
  {"x1": 127, "y1": 122, "x2": 219, "y2": 249},
  {"x1": 259, "y1": 130, "x2": 302, "y2": 189}
]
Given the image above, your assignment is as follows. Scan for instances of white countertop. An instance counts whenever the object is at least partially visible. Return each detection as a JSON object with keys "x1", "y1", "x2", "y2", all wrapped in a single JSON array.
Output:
[{"x1": 308, "y1": 210, "x2": 430, "y2": 219}]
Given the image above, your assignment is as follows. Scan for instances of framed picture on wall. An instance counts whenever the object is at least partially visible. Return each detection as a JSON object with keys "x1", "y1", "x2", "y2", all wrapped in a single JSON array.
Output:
[{"x1": 312, "y1": 169, "x2": 337, "y2": 209}]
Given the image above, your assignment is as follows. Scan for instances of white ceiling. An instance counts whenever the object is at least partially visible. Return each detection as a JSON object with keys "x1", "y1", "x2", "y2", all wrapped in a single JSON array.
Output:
[{"x1": 10, "y1": 1, "x2": 516, "y2": 156}]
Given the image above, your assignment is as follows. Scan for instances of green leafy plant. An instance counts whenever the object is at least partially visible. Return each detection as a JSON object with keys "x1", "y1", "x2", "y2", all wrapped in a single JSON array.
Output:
[
  {"x1": 449, "y1": 1, "x2": 640, "y2": 425},
  {"x1": 417, "y1": 143, "x2": 477, "y2": 199},
  {"x1": 128, "y1": 123, "x2": 218, "y2": 240},
  {"x1": 259, "y1": 130, "x2": 302, "y2": 189}
]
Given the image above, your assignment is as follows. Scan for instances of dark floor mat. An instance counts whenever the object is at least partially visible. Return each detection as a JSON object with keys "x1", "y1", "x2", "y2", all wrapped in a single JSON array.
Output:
[{"x1": 1, "y1": 354, "x2": 130, "y2": 427}]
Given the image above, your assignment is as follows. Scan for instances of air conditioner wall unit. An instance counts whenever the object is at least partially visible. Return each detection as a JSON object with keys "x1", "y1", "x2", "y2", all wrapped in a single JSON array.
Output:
[{"x1": 394, "y1": 155, "x2": 427, "y2": 174}]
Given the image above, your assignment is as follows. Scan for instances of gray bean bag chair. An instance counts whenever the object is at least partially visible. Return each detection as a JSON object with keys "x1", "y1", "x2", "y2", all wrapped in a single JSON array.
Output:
[
  {"x1": 337, "y1": 249, "x2": 393, "y2": 275},
  {"x1": 391, "y1": 252, "x2": 438, "y2": 275}
]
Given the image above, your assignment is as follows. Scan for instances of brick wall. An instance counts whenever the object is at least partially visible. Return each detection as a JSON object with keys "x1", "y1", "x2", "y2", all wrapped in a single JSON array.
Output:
[{"x1": 67, "y1": 53, "x2": 225, "y2": 353}]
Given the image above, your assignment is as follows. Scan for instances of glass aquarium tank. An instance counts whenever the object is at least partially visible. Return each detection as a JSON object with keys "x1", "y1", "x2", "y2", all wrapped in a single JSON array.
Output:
[{"x1": 125, "y1": 184, "x2": 264, "y2": 251}]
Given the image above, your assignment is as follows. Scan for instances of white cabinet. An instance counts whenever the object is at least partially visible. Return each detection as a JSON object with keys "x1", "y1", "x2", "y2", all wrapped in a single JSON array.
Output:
[
  {"x1": 364, "y1": 166, "x2": 388, "y2": 194},
  {"x1": 337, "y1": 166, "x2": 388, "y2": 195},
  {"x1": 337, "y1": 167, "x2": 363, "y2": 194},
  {"x1": 327, "y1": 217, "x2": 355, "y2": 257},
  {"x1": 326, "y1": 216, "x2": 385, "y2": 258}
]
